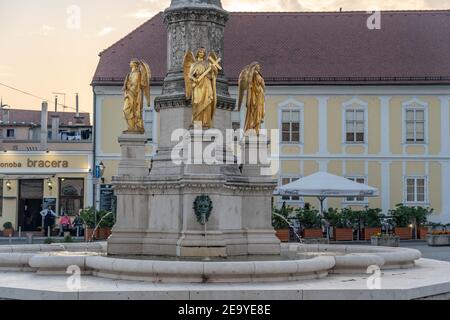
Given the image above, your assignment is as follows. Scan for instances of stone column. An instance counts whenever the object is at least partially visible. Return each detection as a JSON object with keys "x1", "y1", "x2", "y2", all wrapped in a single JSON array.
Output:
[{"x1": 154, "y1": 0, "x2": 235, "y2": 151}]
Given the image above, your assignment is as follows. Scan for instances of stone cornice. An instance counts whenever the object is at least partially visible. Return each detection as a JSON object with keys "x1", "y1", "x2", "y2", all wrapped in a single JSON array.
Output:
[{"x1": 164, "y1": 8, "x2": 229, "y2": 26}]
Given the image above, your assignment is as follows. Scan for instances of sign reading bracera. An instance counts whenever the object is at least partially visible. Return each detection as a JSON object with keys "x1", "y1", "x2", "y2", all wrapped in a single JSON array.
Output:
[{"x1": 0, "y1": 158, "x2": 70, "y2": 168}]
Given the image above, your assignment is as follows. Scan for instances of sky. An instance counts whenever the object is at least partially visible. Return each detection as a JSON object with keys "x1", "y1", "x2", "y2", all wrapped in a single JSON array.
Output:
[{"x1": 0, "y1": 0, "x2": 449, "y2": 113}]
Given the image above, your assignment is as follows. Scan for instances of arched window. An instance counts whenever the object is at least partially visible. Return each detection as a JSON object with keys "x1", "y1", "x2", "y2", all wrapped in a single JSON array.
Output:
[{"x1": 59, "y1": 178, "x2": 84, "y2": 216}]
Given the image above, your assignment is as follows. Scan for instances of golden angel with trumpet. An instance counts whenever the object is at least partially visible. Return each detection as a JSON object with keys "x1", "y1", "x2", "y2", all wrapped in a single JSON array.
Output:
[
  {"x1": 183, "y1": 47, "x2": 221, "y2": 129},
  {"x1": 238, "y1": 62, "x2": 266, "y2": 136},
  {"x1": 123, "y1": 59, "x2": 151, "y2": 133}
]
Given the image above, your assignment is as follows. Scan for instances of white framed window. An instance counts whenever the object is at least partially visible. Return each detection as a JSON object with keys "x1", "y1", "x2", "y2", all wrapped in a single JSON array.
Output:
[
  {"x1": 404, "y1": 177, "x2": 427, "y2": 204},
  {"x1": 403, "y1": 98, "x2": 428, "y2": 145},
  {"x1": 342, "y1": 98, "x2": 368, "y2": 145},
  {"x1": 345, "y1": 109, "x2": 365, "y2": 143},
  {"x1": 281, "y1": 110, "x2": 300, "y2": 143},
  {"x1": 279, "y1": 99, "x2": 304, "y2": 144},
  {"x1": 345, "y1": 177, "x2": 367, "y2": 203},
  {"x1": 405, "y1": 109, "x2": 425, "y2": 143},
  {"x1": 280, "y1": 176, "x2": 301, "y2": 202},
  {"x1": 143, "y1": 108, "x2": 153, "y2": 142}
]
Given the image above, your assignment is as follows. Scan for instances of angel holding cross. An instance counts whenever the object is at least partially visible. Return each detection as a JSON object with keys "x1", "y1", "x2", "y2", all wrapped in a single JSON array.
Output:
[{"x1": 183, "y1": 47, "x2": 221, "y2": 129}]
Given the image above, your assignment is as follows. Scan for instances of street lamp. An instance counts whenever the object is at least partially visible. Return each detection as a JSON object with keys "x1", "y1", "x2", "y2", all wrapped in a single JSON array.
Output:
[
  {"x1": 6, "y1": 180, "x2": 12, "y2": 191},
  {"x1": 47, "y1": 179, "x2": 53, "y2": 191}
]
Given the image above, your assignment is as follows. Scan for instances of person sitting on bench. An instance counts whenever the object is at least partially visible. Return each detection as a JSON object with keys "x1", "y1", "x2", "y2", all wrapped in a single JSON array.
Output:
[{"x1": 59, "y1": 213, "x2": 72, "y2": 236}]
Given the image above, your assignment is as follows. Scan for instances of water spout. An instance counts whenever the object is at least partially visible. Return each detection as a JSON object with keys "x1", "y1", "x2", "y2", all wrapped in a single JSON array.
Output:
[{"x1": 273, "y1": 212, "x2": 303, "y2": 243}]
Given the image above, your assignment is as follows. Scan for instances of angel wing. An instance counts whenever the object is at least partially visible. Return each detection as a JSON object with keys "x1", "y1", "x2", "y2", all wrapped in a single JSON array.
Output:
[
  {"x1": 183, "y1": 51, "x2": 195, "y2": 99},
  {"x1": 139, "y1": 60, "x2": 152, "y2": 107},
  {"x1": 237, "y1": 63, "x2": 258, "y2": 112},
  {"x1": 208, "y1": 51, "x2": 219, "y2": 119}
]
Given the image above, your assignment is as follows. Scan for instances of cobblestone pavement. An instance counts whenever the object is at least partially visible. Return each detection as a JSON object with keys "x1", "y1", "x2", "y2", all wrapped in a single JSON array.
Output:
[{"x1": 401, "y1": 242, "x2": 450, "y2": 262}]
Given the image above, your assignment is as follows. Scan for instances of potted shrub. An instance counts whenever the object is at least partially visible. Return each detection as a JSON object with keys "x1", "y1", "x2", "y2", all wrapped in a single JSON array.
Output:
[
  {"x1": 97, "y1": 210, "x2": 115, "y2": 240},
  {"x1": 80, "y1": 208, "x2": 98, "y2": 241},
  {"x1": 296, "y1": 206, "x2": 322, "y2": 238},
  {"x1": 2, "y1": 222, "x2": 14, "y2": 237},
  {"x1": 362, "y1": 208, "x2": 383, "y2": 240},
  {"x1": 390, "y1": 204, "x2": 433, "y2": 240},
  {"x1": 272, "y1": 203, "x2": 294, "y2": 242},
  {"x1": 411, "y1": 206, "x2": 433, "y2": 240},
  {"x1": 390, "y1": 204, "x2": 413, "y2": 240},
  {"x1": 325, "y1": 208, "x2": 353, "y2": 241}
]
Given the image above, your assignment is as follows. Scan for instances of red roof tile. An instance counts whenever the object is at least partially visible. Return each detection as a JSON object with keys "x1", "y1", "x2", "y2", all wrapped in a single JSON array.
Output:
[
  {"x1": 92, "y1": 10, "x2": 450, "y2": 86},
  {"x1": 0, "y1": 109, "x2": 91, "y2": 126}
]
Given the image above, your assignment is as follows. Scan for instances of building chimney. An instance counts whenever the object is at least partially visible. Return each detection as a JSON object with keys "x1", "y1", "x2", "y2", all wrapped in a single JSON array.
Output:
[
  {"x1": 1, "y1": 109, "x2": 9, "y2": 124},
  {"x1": 54, "y1": 96, "x2": 58, "y2": 112},
  {"x1": 76, "y1": 93, "x2": 79, "y2": 117},
  {"x1": 51, "y1": 115, "x2": 60, "y2": 141},
  {"x1": 40, "y1": 102, "x2": 48, "y2": 151}
]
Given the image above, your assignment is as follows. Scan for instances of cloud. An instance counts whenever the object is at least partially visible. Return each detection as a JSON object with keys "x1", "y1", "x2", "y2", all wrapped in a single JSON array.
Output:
[
  {"x1": 221, "y1": 0, "x2": 450, "y2": 11},
  {"x1": 98, "y1": 27, "x2": 115, "y2": 37},
  {"x1": 128, "y1": 9, "x2": 158, "y2": 19}
]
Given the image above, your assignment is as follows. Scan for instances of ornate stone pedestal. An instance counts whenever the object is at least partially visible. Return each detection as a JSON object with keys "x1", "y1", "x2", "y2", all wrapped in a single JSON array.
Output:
[
  {"x1": 117, "y1": 134, "x2": 149, "y2": 177},
  {"x1": 108, "y1": 132, "x2": 280, "y2": 257}
]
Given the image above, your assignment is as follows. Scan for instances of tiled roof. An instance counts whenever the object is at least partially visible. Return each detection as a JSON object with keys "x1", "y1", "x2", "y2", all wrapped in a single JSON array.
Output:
[
  {"x1": 92, "y1": 10, "x2": 450, "y2": 86},
  {"x1": 0, "y1": 109, "x2": 91, "y2": 126}
]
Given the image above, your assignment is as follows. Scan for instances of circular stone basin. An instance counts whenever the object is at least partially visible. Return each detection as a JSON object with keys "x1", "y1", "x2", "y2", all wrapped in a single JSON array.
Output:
[
  {"x1": 112, "y1": 250, "x2": 343, "y2": 262},
  {"x1": 0, "y1": 242, "x2": 422, "y2": 284}
]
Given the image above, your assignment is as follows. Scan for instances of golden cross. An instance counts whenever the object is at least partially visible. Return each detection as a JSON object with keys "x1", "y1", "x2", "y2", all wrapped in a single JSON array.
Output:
[
  {"x1": 208, "y1": 56, "x2": 222, "y2": 71},
  {"x1": 196, "y1": 56, "x2": 222, "y2": 83}
]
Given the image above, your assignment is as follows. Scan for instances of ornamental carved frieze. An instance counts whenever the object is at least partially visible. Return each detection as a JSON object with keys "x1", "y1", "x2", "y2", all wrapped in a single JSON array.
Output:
[
  {"x1": 168, "y1": 24, "x2": 186, "y2": 70},
  {"x1": 164, "y1": 9, "x2": 228, "y2": 26},
  {"x1": 113, "y1": 181, "x2": 276, "y2": 194},
  {"x1": 210, "y1": 27, "x2": 223, "y2": 57}
]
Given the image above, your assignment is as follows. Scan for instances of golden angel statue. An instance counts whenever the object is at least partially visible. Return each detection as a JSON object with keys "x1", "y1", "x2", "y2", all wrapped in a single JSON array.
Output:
[
  {"x1": 123, "y1": 59, "x2": 151, "y2": 133},
  {"x1": 238, "y1": 62, "x2": 266, "y2": 135},
  {"x1": 183, "y1": 47, "x2": 221, "y2": 129}
]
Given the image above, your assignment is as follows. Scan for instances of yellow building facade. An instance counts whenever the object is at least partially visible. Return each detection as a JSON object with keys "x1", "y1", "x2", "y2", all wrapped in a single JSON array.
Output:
[
  {"x1": 0, "y1": 152, "x2": 93, "y2": 230},
  {"x1": 92, "y1": 10, "x2": 450, "y2": 224},
  {"x1": 0, "y1": 109, "x2": 94, "y2": 231},
  {"x1": 94, "y1": 85, "x2": 450, "y2": 223}
]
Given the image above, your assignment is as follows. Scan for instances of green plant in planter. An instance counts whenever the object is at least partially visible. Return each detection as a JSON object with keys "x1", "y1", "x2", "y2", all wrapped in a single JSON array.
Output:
[
  {"x1": 389, "y1": 204, "x2": 433, "y2": 227},
  {"x1": 343, "y1": 208, "x2": 364, "y2": 230},
  {"x1": 3, "y1": 222, "x2": 13, "y2": 230},
  {"x1": 296, "y1": 206, "x2": 322, "y2": 229},
  {"x1": 98, "y1": 210, "x2": 115, "y2": 229},
  {"x1": 364, "y1": 208, "x2": 384, "y2": 228},
  {"x1": 272, "y1": 203, "x2": 294, "y2": 230},
  {"x1": 412, "y1": 206, "x2": 433, "y2": 227},
  {"x1": 324, "y1": 208, "x2": 352, "y2": 228},
  {"x1": 80, "y1": 207, "x2": 115, "y2": 228},
  {"x1": 79, "y1": 207, "x2": 97, "y2": 229},
  {"x1": 389, "y1": 204, "x2": 413, "y2": 227}
]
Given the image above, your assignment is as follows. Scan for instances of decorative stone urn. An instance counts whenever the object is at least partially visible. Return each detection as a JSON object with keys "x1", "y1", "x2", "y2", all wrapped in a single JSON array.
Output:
[
  {"x1": 427, "y1": 234, "x2": 450, "y2": 246},
  {"x1": 371, "y1": 235, "x2": 400, "y2": 247}
]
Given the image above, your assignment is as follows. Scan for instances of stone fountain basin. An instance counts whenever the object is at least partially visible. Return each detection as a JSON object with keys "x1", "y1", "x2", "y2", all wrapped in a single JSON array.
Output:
[{"x1": 0, "y1": 243, "x2": 421, "y2": 283}]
